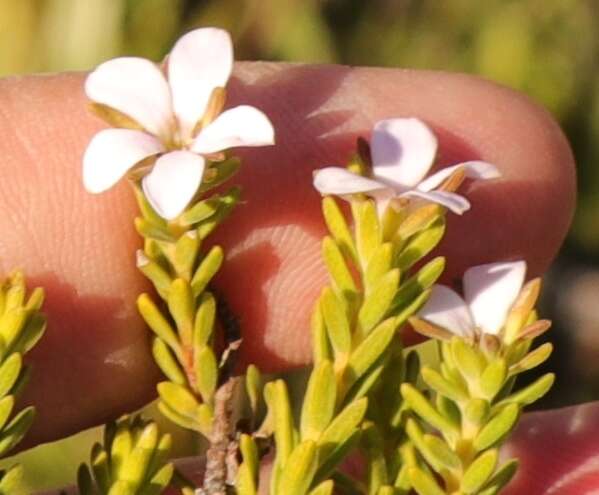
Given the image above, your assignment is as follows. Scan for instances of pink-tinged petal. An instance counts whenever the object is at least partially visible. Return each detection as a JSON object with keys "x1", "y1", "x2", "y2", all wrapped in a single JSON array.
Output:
[
  {"x1": 85, "y1": 57, "x2": 173, "y2": 138},
  {"x1": 313, "y1": 167, "x2": 390, "y2": 196},
  {"x1": 142, "y1": 151, "x2": 205, "y2": 220},
  {"x1": 401, "y1": 189, "x2": 471, "y2": 214},
  {"x1": 191, "y1": 105, "x2": 274, "y2": 154},
  {"x1": 464, "y1": 261, "x2": 527, "y2": 335},
  {"x1": 417, "y1": 161, "x2": 502, "y2": 192},
  {"x1": 371, "y1": 118, "x2": 438, "y2": 189},
  {"x1": 83, "y1": 129, "x2": 164, "y2": 193},
  {"x1": 168, "y1": 28, "x2": 233, "y2": 140},
  {"x1": 419, "y1": 285, "x2": 475, "y2": 338}
]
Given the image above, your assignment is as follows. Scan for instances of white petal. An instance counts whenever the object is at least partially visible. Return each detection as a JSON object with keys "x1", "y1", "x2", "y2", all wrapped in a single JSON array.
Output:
[
  {"x1": 168, "y1": 28, "x2": 233, "y2": 140},
  {"x1": 191, "y1": 105, "x2": 274, "y2": 154},
  {"x1": 464, "y1": 261, "x2": 527, "y2": 335},
  {"x1": 401, "y1": 189, "x2": 471, "y2": 214},
  {"x1": 371, "y1": 118, "x2": 438, "y2": 189},
  {"x1": 83, "y1": 129, "x2": 164, "y2": 193},
  {"x1": 142, "y1": 151, "x2": 205, "y2": 220},
  {"x1": 313, "y1": 167, "x2": 390, "y2": 196},
  {"x1": 417, "y1": 161, "x2": 502, "y2": 192},
  {"x1": 419, "y1": 285, "x2": 475, "y2": 338},
  {"x1": 85, "y1": 57, "x2": 173, "y2": 138}
]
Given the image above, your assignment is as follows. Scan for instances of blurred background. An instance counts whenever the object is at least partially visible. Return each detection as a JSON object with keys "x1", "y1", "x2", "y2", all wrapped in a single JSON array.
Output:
[{"x1": 1, "y1": 0, "x2": 598, "y2": 491}]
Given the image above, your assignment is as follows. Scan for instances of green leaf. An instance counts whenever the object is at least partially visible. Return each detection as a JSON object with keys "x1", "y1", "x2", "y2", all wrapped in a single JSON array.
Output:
[
  {"x1": 11, "y1": 312, "x2": 45, "y2": 355},
  {"x1": 236, "y1": 463, "x2": 257, "y2": 495},
  {"x1": 397, "y1": 204, "x2": 444, "y2": 240},
  {"x1": 320, "y1": 288, "x2": 351, "y2": 358},
  {"x1": 0, "y1": 397, "x2": 14, "y2": 432},
  {"x1": 421, "y1": 366, "x2": 467, "y2": 403},
  {"x1": 365, "y1": 243, "x2": 394, "y2": 290},
  {"x1": 191, "y1": 246, "x2": 224, "y2": 297},
  {"x1": 134, "y1": 218, "x2": 176, "y2": 242},
  {"x1": 401, "y1": 384, "x2": 458, "y2": 436},
  {"x1": 0, "y1": 309, "x2": 27, "y2": 352},
  {"x1": 301, "y1": 360, "x2": 336, "y2": 441},
  {"x1": 396, "y1": 217, "x2": 445, "y2": 272},
  {"x1": 194, "y1": 292, "x2": 216, "y2": 347},
  {"x1": 318, "y1": 398, "x2": 368, "y2": 460},
  {"x1": 167, "y1": 279, "x2": 194, "y2": 346},
  {"x1": 152, "y1": 338, "x2": 185, "y2": 385},
  {"x1": 239, "y1": 434, "x2": 259, "y2": 482},
  {"x1": 245, "y1": 365, "x2": 262, "y2": 418},
  {"x1": 119, "y1": 423, "x2": 159, "y2": 483},
  {"x1": 137, "y1": 294, "x2": 181, "y2": 356},
  {"x1": 451, "y1": 338, "x2": 485, "y2": 383},
  {"x1": 91, "y1": 443, "x2": 110, "y2": 493},
  {"x1": 143, "y1": 463, "x2": 174, "y2": 495},
  {"x1": 392, "y1": 257, "x2": 445, "y2": 312},
  {"x1": 461, "y1": 449, "x2": 498, "y2": 494},
  {"x1": 196, "y1": 186, "x2": 240, "y2": 239},
  {"x1": 309, "y1": 480, "x2": 334, "y2": 495},
  {"x1": 77, "y1": 464, "x2": 95, "y2": 495},
  {"x1": 464, "y1": 399, "x2": 490, "y2": 427},
  {"x1": 0, "y1": 353, "x2": 21, "y2": 398},
  {"x1": 353, "y1": 200, "x2": 381, "y2": 268},
  {"x1": 473, "y1": 404, "x2": 520, "y2": 451},
  {"x1": 198, "y1": 158, "x2": 241, "y2": 193},
  {"x1": 405, "y1": 418, "x2": 444, "y2": 473},
  {"x1": 314, "y1": 430, "x2": 361, "y2": 485},
  {"x1": 0, "y1": 407, "x2": 35, "y2": 457},
  {"x1": 479, "y1": 459, "x2": 519, "y2": 495},
  {"x1": 174, "y1": 231, "x2": 200, "y2": 279},
  {"x1": 136, "y1": 251, "x2": 172, "y2": 300},
  {"x1": 358, "y1": 269, "x2": 400, "y2": 334},
  {"x1": 347, "y1": 318, "x2": 396, "y2": 386},
  {"x1": 480, "y1": 359, "x2": 508, "y2": 401},
  {"x1": 267, "y1": 380, "x2": 295, "y2": 466},
  {"x1": 0, "y1": 464, "x2": 25, "y2": 495},
  {"x1": 311, "y1": 304, "x2": 331, "y2": 364},
  {"x1": 423, "y1": 434, "x2": 461, "y2": 471},
  {"x1": 276, "y1": 441, "x2": 318, "y2": 495},
  {"x1": 408, "y1": 466, "x2": 445, "y2": 495},
  {"x1": 509, "y1": 343, "x2": 553, "y2": 375},
  {"x1": 194, "y1": 345, "x2": 218, "y2": 404},
  {"x1": 496, "y1": 373, "x2": 555, "y2": 407},
  {"x1": 179, "y1": 196, "x2": 219, "y2": 226},
  {"x1": 322, "y1": 236, "x2": 357, "y2": 296},
  {"x1": 156, "y1": 382, "x2": 210, "y2": 431},
  {"x1": 322, "y1": 197, "x2": 357, "y2": 262}
]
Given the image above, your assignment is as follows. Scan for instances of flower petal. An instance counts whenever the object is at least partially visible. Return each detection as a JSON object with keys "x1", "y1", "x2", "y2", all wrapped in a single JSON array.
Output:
[
  {"x1": 168, "y1": 28, "x2": 233, "y2": 140},
  {"x1": 401, "y1": 189, "x2": 471, "y2": 214},
  {"x1": 191, "y1": 105, "x2": 274, "y2": 154},
  {"x1": 371, "y1": 118, "x2": 438, "y2": 189},
  {"x1": 83, "y1": 129, "x2": 164, "y2": 193},
  {"x1": 85, "y1": 57, "x2": 173, "y2": 138},
  {"x1": 313, "y1": 167, "x2": 390, "y2": 196},
  {"x1": 419, "y1": 285, "x2": 475, "y2": 338},
  {"x1": 417, "y1": 161, "x2": 502, "y2": 192},
  {"x1": 464, "y1": 261, "x2": 527, "y2": 335},
  {"x1": 142, "y1": 151, "x2": 205, "y2": 220}
]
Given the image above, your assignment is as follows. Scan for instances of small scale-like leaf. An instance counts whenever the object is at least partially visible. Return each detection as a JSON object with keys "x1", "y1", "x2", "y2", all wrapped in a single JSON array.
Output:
[
  {"x1": 196, "y1": 186, "x2": 240, "y2": 238},
  {"x1": 301, "y1": 360, "x2": 336, "y2": 441},
  {"x1": 198, "y1": 159, "x2": 241, "y2": 193},
  {"x1": 451, "y1": 338, "x2": 485, "y2": 383},
  {"x1": 309, "y1": 480, "x2": 334, "y2": 495},
  {"x1": 322, "y1": 197, "x2": 357, "y2": 262},
  {"x1": 24, "y1": 287, "x2": 44, "y2": 312},
  {"x1": 311, "y1": 304, "x2": 331, "y2": 364},
  {"x1": 143, "y1": 463, "x2": 174, "y2": 495},
  {"x1": 322, "y1": 237, "x2": 357, "y2": 296},
  {"x1": 245, "y1": 365, "x2": 262, "y2": 418},
  {"x1": 409, "y1": 317, "x2": 454, "y2": 341},
  {"x1": 0, "y1": 407, "x2": 35, "y2": 457},
  {"x1": 421, "y1": 367, "x2": 467, "y2": 403},
  {"x1": 503, "y1": 278, "x2": 541, "y2": 344},
  {"x1": 423, "y1": 434, "x2": 461, "y2": 471},
  {"x1": 396, "y1": 217, "x2": 445, "y2": 272},
  {"x1": 134, "y1": 218, "x2": 176, "y2": 242},
  {"x1": 408, "y1": 466, "x2": 445, "y2": 495},
  {"x1": 320, "y1": 288, "x2": 351, "y2": 358},
  {"x1": 347, "y1": 318, "x2": 396, "y2": 385},
  {"x1": 358, "y1": 269, "x2": 400, "y2": 334},
  {"x1": 152, "y1": 338, "x2": 185, "y2": 385},
  {"x1": 194, "y1": 292, "x2": 216, "y2": 347},
  {"x1": 119, "y1": 423, "x2": 159, "y2": 483},
  {"x1": 461, "y1": 449, "x2": 498, "y2": 494},
  {"x1": 392, "y1": 257, "x2": 445, "y2": 312},
  {"x1": 479, "y1": 459, "x2": 519, "y2": 495},
  {"x1": 267, "y1": 380, "x2": 295, "y2": 466},
  {"x1": 0, "y1": 396, "x2": 14, "y2": 432},
  {"x1": 276, "y1": 441, "x2": 318, "y2": 495},
  {"x1": 0, "y1": 309, "x2": 27, "y2": 352},
  {"x1": 174, "y1": 231, "x2": 200, "y2": 280},
  {"x1": 353, "y1": 200, "x2": 381, "y2": 269},
  {"x1": 179, "y1": 196, "x2": 219, "y2": 226},
  {"x1": 398, "y1": 204, "x2": 443, "y2": 240},
  {"x1": 509, "y1": 343, "x2": 553, "y2": 375},
  {"x1": 136, "y1": 251, "x2": 172, "y2": 300},
  {"x1": 157, "y1": 382, "x2": 201, "y2": 419},
  {"x1": 480, "y1": 359, "x2": 508, "y2": 400},
  {"x1": 318, "y1": 398, "x2": 368, "y2": 460},
  {"x1": 464, "y1": 399, "x2": 490, "y2": 426},
  {"x1": 194, "y1": 345, "x2": 218, "y2": 404},
  {"x1": 0, "y1": 353, "x2": 21, "y2": 398},
  {"x1": 236, "y1": 463, "x2": 257, "y2": 495},
  {"x1": 77, "y1": 464, "x2": 95, "y2": 495},
  {"x1": 401, "y1": 384, "x2": 458, "y2": 436},
  {"x1": 239, "y1": 434, "x2": 259, "y2": 482},
  {"x1": 167, "y1": 279, "x2": 194, "y2": 346},
  {"x1": 496, "y1": 373, "x2": 555, "y2": 407},
  {"x1": 473, "y1": 404, "x2": 520, "y2": 451},
  {"x1": 191, "y1": 246, "x2": 224, "y2": 296},
  {"x1": 137, "y1": 295, "x2": 181, "y2": 356},
  {"x1": 364, "y1": 243, "x2": 394, "y2": 290}
]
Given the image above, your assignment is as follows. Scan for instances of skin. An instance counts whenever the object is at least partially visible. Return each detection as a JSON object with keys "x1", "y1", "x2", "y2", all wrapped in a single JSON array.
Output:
[{"x1": 0, "y1": 63, "x2": 596, "y2": 492}]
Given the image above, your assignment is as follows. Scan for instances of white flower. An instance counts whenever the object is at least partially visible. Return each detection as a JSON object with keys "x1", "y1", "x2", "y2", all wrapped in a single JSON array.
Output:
[
  {"x1": 419, "y1": 261, "x2": 527, "y2": 338},
  {"x1": 313, "y1": 118, "x2": 500, "y2": 214},
  {"x1": 82, "y1": 27, "x2": 275, "y2": 220}
]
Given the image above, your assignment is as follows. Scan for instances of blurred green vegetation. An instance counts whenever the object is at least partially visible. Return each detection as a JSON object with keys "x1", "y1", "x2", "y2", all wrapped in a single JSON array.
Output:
[{"x1": 1, "y1": 0, "x2": 598, "y2": 491}]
